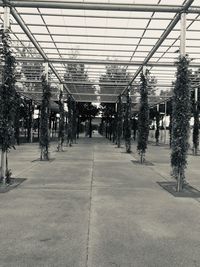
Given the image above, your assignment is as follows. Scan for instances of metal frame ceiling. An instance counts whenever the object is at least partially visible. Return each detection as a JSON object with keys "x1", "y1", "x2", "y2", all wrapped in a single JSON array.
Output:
[{"x1": 0, "y1": 0, "x2": 200, "y2": 105}]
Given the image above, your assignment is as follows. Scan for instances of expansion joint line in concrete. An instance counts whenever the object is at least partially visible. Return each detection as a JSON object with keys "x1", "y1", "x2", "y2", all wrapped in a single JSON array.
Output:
[{"x1": 85, "y1": 147, "x2": 95, "y2": 267}]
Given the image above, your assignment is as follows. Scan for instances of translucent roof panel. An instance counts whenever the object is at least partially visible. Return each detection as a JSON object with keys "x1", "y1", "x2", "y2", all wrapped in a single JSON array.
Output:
[{"x1": 0, "y1": 0, "x2": 199, "y2": 105}]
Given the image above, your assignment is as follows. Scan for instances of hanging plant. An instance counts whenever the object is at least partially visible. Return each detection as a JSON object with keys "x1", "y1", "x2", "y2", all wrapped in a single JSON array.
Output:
[
  {"x1": 171, "y1": 56, "x2": 191, "y2": 192},
  {"x1": 40, "y1": 73, "x2": 51, "y2": 160},
  {"x1": 117, "y1": 95, "x2": 123, "y2": 148},
  {"x1": 57, "y1": 90, "x2": 65, "y2": 151},
  {"x1": 0, "y1": 29, "x2": 17, "y2": 184},
  {"x1": 137, "y1": 70, "x2": 149, "y2": 163},
  {"x1": 124, "y1": 90, "x2": 132, "y2": 153}
]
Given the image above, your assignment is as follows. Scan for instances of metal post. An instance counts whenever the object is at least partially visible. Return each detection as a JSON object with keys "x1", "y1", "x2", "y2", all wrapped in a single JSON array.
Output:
[
  {"x1": 164, "y1": 101, "x2": 167, "y2": 144},
  {"x1": 195, "y1": 87, "x2": 198, "y2": 103},
  {"x1": 3, "y1": 5, "x2": 10, "y2": 30},
  {"x1": 60, "y1": 83, "x2": 63, "y2": 92},
  {"x1": 180, "y1": 12, "x2": 186, "y2": 56},
  {"x1": 44, "y1": 62, "x2": 49, "y2": 81}
]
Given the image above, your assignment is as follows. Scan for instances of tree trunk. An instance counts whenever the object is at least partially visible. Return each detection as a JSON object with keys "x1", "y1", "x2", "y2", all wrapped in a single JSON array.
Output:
[
  {"x1": 89, "y1": 116, "x2": 92, "y2": 138},
  {"x1": 77, "y1": 116, "x2": 80, "y2": 139},
  {"x1": 176, "y1": 170, "x2": 184, "y2": 192},
  {"x1": 40, "y1": 146, "x2": 49, "y2": 161},
  {"x1": 0, "y1": 150, "x2": 6, "y2": 183}
]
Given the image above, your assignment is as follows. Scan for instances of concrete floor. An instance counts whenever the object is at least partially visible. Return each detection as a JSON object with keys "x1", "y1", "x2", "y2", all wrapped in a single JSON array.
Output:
[{"x1": 0, "y1": 134, "x2": 200, "y2": 267}]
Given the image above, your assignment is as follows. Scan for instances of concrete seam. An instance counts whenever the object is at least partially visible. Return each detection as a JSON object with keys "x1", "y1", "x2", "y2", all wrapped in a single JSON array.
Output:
[{"x1": 85, "y1": 146, "x2": 95, "y2": 267}]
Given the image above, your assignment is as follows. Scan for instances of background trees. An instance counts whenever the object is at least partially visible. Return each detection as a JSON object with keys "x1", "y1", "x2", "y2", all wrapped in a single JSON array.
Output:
[{"x1": 77, "y1": 102, "x2": 99, "y2": 138}]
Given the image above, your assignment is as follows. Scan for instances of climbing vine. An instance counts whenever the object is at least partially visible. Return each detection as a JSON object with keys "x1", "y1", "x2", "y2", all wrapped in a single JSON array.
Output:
[
  {"x1": 171, "y1": 56, "x2": 191, "y2": 191},
  {"x1": 57, "y1": 89, "x2": 65, "y2": 151},
  {"x1": 67, "y1": 95, "x2": 73, "y2": 146},
  {"x1": 117, "y1": 95, "x2": 123, "y2": 148},
  {"x1": 40, "y1": 73, "x2": 51, "y2": 160},
  {"x1": 72, "y1": 101, "x2": 77, "y2": 143},
  {"x1": 124, "y1": 90, "x2": 132, "y2": 153},
  {"x1": 155, "y1": 110, "x2": 160, "y2": 145},
  {"x1": 137, "y1": 70, "x2": 149, "y2": 163},
  {"x1": 193, "y1": 102, "x2": 199, "y2": 155},
  {"x1": 0, "y1": 29, "x2": 17, "y2": 183},
  {"x1": 191, "y1": 88, "x2": 200, "y2": 156}
]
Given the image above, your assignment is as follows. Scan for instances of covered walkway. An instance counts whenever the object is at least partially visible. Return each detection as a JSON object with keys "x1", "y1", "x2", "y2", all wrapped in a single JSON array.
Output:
[{"x1": 0, "y1": 134, "x2": 200, "y2": 267}]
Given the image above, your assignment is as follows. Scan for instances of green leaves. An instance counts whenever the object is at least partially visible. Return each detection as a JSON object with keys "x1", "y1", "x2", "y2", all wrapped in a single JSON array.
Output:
[
  {"x1": 39, "y1": 74, "x2": 51, "y2": 159},
  {"x1": 58, "y1": 90, "x2": 65, "y2": 143},
  {"x1": 171, "y1": 56, "x2": 191, "y2": 180},
  {"x1": 0, "y1": 29, "x2": 17, "y2": 152},
  {"x1": 137, "y1": 72, "x2": 149, "y2": 157}
]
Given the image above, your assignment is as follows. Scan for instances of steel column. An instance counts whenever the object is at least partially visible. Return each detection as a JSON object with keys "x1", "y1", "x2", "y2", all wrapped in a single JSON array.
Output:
[{"x1": 180, "y1": 12, "x2": 186, "y2": 56}]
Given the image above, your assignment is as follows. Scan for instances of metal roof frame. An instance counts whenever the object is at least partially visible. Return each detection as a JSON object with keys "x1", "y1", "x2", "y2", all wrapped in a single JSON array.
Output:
[{"x1": 0, "y1": 0, "x2": 199, "y2": 105}]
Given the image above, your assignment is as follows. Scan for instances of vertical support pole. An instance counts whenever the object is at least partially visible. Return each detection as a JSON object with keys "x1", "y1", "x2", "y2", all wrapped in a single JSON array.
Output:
[
  {"x1": 29, "y1": 100, "x2": 34, "y2": 143},
  {"x1": 180, "y1": 12, "x2": 186, "y2": 57},
  {"x1": 193, "y1": 87, "x2": 199, "y2": 155},
  {"x1": 3, "y1": 5, "x2": 10, "y2": 30},
  {"x1": 0, "y1": 5, "x2": 10, "y2": 182},
  {"x1": 176, "y1": 12, "x2": 187, "y2": 192},
  {"x1": 117, "y1": 95, "x2": 123, "y2": 148},
  {"x1": 125, "y1": 88, "x2": 132, "y2": 153},
  {"x1": 40, "y1": 62, "x2": 50, "y2": 160},
  {"x1": 155, "y1": 104, "x2": 160, "y2": 145},
  {"x1": 164, "y1": 101, "x2": 167, "y2": 144},
  {"x1": 44, "y1": 62, "x2": 49, "y2": 81},
  {"x1": 195, "y1": 87, "x2": 198, "y2": 104}
]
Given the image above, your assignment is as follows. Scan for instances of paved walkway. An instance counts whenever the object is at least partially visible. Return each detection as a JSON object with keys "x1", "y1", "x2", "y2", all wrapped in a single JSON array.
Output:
[{"x1": 0, "y1": 134, "x2": 200, "y2": 267}]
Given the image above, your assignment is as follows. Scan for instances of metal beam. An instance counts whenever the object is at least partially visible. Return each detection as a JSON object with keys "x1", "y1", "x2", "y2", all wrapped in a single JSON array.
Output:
[
  {"x1": 0, "y1": 1, "x2": 199, "y2": 13},
  {"x1": 120, "y1": 0, "x2": 194, "y2": 96},
  {"x1": 9, "y1": 7, "x2": 72, "y2": 97},
  {"x1": 15, "y1": 57, "x2": 200, "y2": 68}
]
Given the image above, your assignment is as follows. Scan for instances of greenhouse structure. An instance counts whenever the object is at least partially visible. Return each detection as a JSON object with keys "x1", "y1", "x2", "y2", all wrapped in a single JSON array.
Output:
[{"x1": 0, "y1": 1, "x2": 200, "y2": 266}]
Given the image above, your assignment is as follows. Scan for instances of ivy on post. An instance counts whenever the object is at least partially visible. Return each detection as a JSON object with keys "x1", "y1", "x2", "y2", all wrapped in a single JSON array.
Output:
[
  {"x1": 67, "y1": 95, "x2": 73, "y2": 146},
  {"x1": 27, "y1": 100, "x2": 34, "y2": 143},
  {"x1": 155, "y1": 105, "x2": 160, "y2": 145},
  {"x1": 124, "y1": 88, "x2": 132, "y2": 153},
  {"x1": 0, "y1": 19, "x2": 16, "y2": 184},
  {"x1": 117, "y1": 95, "x2": 123, "y2": 148},
  {"x1": 137, "y1": 68, "x2": 149, "y2": 164},
  {"x1": 40, "y1": 63, "x2": 51, "y2": 161},
  {"x1": 57, "y1": 85, "x2": 65, "y2": 151},
  {"x1": 192, "y1": 88, "x2": 199, "y2": 155},
  {"x1": 14, "y1": 93, "x2": 21, "y2": 146},
  {"x1": 171, "y1": 56, "x2": 191, "y2": 192},
  {"x1": 72, "y1": 101, "x2": 77, "y2": 143}
]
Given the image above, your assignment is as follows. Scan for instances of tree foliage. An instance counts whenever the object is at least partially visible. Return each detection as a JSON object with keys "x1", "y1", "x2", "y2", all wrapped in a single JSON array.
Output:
[
  {"x1": 124, "y1": 91, "x2": 132, "y2": 153},
  {"x1": 190, "y1": 70, "x2": 200, "y2": 155},
  {"x1": 67, "y1": 95, "x2": 73, "y2": 145},
  {"x1": 57, "y1": 89, "x2": 65, "y2": 151},
  {"x1": 100, "y1": 103, "x2": 116, "y2": 139},
  {"x1": 99, "y1": 65, "x2": 131, "y2": 95},
  {"x1": 117, "y1": 95, "x2": 123, "y2": 148},
  {"x1": 0, "y1": 29, "x2": 17, "y2": 183},
  {"x1": 40, "y1": 74, "x2": 51, "y2": 160},
  {"x1": 137, "y1": 71, "x2": 149, "y2": 163},
  {"x1": 64, "y1": 53, "x2": 95, "y2": 95},
  {"x1": 171, "y1": 56, "x2": 191, "y2": 191}
]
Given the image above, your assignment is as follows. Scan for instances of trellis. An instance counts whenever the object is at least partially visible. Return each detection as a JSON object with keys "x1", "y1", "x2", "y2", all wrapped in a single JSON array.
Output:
[{"x1": 0, "y1": 0, "x2": 200, "y2": 106}]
